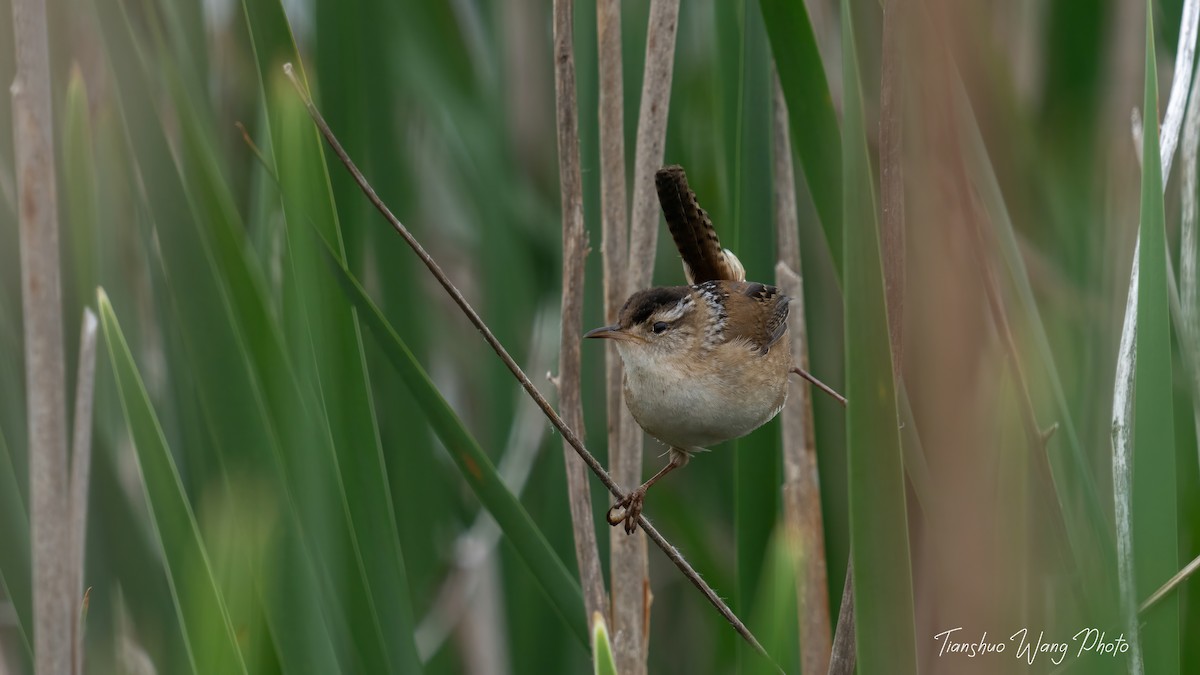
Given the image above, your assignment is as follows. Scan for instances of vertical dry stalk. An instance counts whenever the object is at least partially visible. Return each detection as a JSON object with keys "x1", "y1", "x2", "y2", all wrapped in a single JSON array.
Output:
[
  {"x1": 552, "y1": 0, "x2": 609, "y2": 627},
  {"x1": 772, "y1": 66, "x2": 832, "y2": 675},
  {"x1": 777, "y1": 260, "x2": 832, "y2": 675},
  {"x1": 880, "y1": 0, "x2": 906, "y2": 374},
  {"x1": 596, "y1": 0, "x2": 628, "y2": 500},
  {"x1": 625, "y1": 0, "x2": 680, "y2": 294},
  {"x1": 1157, "y1": 0, "x2": 1199, "y2": 180},
  {"x1": 595, "y1": 10, "x2": 630, "y2": 644},
  {"x1": 773, "y1": 71, "x2": 802, "y2": 276},
  {"x1": 1179, "y1": 42, "x2": 1200, "y2": 485},
  {"x1": 611, "y1": 2, "x2": 680, "y2": 672},
  {"x1": 70, "y1": 309, "x2": 99, "y2": 675},
  {"x1": 1112, "y1": 230, "x2": 1145, "y2": 675},
  {"x1": 610, "y1": 391, "x2": 649, "y2": 672},
  {"x1": 827, "y1": 566, "x2": 856, "y2": 675},
  {"x1": 11, "y1": 0, "x2": 73, "y2": 670}
]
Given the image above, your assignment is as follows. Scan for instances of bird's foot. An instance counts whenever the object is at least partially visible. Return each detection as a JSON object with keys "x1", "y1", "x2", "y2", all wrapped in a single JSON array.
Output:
[{"x1": 606, "y1": 488, "x2": 646, "y2": 535}]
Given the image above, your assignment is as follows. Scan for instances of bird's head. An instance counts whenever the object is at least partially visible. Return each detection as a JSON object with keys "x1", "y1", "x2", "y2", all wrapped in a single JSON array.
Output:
[{"x1": 584, "y1": 286, "x2": 701, "y2": 361}]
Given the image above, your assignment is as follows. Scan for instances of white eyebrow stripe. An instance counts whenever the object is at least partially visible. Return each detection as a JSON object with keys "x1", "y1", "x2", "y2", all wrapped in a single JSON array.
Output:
[{"x1": 655, "y1": 295, "x2": 693, "y2": 322}]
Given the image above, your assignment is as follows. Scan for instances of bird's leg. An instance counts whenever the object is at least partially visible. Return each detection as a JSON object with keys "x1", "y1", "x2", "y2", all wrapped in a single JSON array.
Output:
[
  {"x1": 790, "y1": 366, "x2": 848, "y2": 407},
  {"x1": 607, "y1": 449, "x2": 690, "y2": 535}
]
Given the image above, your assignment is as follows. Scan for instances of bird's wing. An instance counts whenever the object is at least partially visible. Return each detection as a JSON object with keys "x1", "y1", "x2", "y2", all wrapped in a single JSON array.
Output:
[{"x1": 713, "y1": 281, "x2": 790, "y2": 354}]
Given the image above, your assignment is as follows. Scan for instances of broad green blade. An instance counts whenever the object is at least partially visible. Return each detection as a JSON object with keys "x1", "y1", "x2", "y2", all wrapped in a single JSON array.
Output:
[
  {"x1": 1132, "y1": 6, "x2": 1179, "y2": 672},
  {"x1": 87, "y1": 0, "x2": 347, "y2": 668},
  {"x1": 840, "y1": 0, "x2": 918, "y2": 672},
  {"x1": 322, "y1": 245, "x2": 590, "y2": 648},
  {"x1": 759, "y1": 0, "x2": 842, "y2": 274},
  {"x1": 308, "y1": 0, "x2": 447, "y2": 607},
  {"x1": 722, "y1": 1, "x2": 779, "y2": 653},
  {"x1": 745, "y1": 526, "x2": 801, "y2": 675},
  {"x1": 98, "y1": 290, "x2": 247, "y2": 675},
  {"x1": 240, "y1": 1, "x2": 424, "y2": 671}
]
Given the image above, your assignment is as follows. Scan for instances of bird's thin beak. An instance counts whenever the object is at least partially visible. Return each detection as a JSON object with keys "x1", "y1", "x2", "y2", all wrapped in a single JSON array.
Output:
[{"x1": 584, "y1": 324, "x2": 635, "y2": 342}]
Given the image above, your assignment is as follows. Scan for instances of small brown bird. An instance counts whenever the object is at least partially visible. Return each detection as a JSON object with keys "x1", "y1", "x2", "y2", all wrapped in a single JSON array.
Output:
[{"x1": 586, "y1": 165, "x2": 844, "y2": 534}]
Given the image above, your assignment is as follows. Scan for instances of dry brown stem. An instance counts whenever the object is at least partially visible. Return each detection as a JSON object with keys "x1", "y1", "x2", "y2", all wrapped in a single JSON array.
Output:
[
  {"x1": 596, "y1": 0, "x2": 628, "y2": 562},
  {"x1": 596, "y1": 0, "x2": 628, "y2": 499},
  {"x1": 827, "y1": 565, "x2": 856, "y2": 675},
  {"x1": 773, "y1": 64, "x2": 833, "y2": 675},
  {"x1": 552, "y1": 0, "x2": 608, "y2": 627},
  {"x1": 12, "y1": 0, "x2": 72, "y2": 669},
  {"x1": 777, "y1": 261, "x2": 832, "y2": 675},
  {"x1": 624, "y1": 0, "x2": 680, "y2": 296},
  {"x1": 610, "y1": 2, "x2": 680, "y2": 672},
  {"x1": 880, "y1": 0, "x2": 907, "y2": 375}
]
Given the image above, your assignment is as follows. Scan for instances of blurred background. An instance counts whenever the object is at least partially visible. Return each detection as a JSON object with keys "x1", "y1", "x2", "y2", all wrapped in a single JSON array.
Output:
[{"x1": 0, "y1": 0, "x2": 1198, "y2": 673}]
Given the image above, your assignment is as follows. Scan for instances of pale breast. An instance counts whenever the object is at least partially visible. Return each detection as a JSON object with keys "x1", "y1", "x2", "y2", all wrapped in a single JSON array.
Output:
[{"x1": 620, "y1": 335, "x2": 792, "y2": 451}]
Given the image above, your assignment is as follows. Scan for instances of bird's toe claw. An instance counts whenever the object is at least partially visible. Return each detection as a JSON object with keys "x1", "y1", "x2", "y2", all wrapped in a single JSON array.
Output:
[{"x1": 606, "y1": 491, "x2": 645, "y2": 535}]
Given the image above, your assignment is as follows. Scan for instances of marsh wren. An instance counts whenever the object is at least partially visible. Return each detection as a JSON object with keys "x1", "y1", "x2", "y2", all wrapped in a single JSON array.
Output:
[{"x1": 586, "y1": 165, "x2": 845, "y2": 534}]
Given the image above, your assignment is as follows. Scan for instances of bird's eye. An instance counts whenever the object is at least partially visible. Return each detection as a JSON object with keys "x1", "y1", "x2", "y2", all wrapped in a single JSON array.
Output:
[{"x1": 652, "y1": 321, "x2": 670, "y2": 334}]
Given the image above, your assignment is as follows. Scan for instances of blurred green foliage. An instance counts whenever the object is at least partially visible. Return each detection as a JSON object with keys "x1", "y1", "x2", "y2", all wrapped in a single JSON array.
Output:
[{"x1": 0, "y1": 0, "x2": 1198, "y2": 673}]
